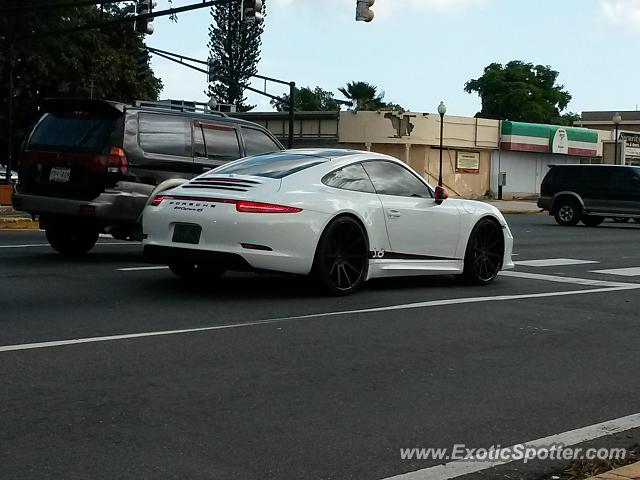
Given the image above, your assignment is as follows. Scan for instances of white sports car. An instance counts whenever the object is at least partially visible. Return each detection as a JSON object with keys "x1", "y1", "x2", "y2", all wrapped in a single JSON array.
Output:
[{"x1": 143, "y1": 149, "x2": 514, "y2": 295}]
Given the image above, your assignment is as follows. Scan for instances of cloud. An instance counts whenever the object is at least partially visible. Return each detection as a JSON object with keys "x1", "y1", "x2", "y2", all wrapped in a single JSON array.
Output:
[{"x1": 600, "y1": 0, "x2": 640, "y2": 31}]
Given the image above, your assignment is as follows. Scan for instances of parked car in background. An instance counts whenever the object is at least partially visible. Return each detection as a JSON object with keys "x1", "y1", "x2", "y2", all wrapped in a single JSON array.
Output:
[
  {"x1": 12, "y1": 98, "x2": 283, "y2": 254},
  {"x1": 538, "y1": 164, "x2": 640, "y2": 226},
  {"x1": 0, "y1": 166, "x2": 18, "y2": 183}
]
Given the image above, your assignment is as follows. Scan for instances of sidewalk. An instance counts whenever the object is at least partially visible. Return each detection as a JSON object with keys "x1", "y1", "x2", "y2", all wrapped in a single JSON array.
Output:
[
  {"x1": 585, "y1": 461, "x2": 640, "y2": 479},
  {"x1": 481, "y1": 199, "x2": 542, "y2": 215},
  {"x1": 0, "y1": 206, "x2": 38, "y2": 229}
]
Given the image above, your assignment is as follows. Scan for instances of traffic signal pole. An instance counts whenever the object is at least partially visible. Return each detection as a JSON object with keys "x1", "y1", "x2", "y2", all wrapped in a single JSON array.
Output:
[{"x1": 146, "y1": 46, "x2": 296, "y2": 148}]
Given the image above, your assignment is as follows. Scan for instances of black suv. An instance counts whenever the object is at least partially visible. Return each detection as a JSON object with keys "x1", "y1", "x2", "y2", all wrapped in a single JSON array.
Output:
[
  {"x1": 13, "y1": 98, "x2": 283, "y2": 254},
  {"x1": 538, "y1": 164, "x2": 640, "y2": 226}
]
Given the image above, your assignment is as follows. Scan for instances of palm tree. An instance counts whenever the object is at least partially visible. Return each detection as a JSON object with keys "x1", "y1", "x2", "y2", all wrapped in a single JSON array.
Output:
[{"x1": 338, "y1": 81, "x2": 386, "y2": 111}]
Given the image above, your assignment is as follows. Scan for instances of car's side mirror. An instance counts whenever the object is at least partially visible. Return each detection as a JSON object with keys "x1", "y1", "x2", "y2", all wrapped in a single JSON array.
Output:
[{"x1": 434, "y1": 185, "x2": 449, "y2": 205}]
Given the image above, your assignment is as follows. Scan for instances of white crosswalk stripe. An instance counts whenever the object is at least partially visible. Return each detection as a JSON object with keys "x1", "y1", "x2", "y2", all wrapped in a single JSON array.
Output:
[
  {"x1": 591, "y1": 267, "x2": 640, "y2": 277},
  {"x1": 515, "y1": 258, "x2": 599, "y2": 267}
]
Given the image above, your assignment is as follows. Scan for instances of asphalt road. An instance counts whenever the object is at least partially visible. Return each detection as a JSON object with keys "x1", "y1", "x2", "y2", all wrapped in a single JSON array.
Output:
[{"x1": 1, "y1": 215, "x2": 640, "y2": 480}]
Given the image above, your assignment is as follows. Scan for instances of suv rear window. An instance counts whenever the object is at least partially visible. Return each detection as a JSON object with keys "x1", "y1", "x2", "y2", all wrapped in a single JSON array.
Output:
[
  {"x1": 213, "y1": 153, "x2": 326, "y2": 179},
  {"x1": 28, "y1": 113, "x2": 117, "y2": 153}
]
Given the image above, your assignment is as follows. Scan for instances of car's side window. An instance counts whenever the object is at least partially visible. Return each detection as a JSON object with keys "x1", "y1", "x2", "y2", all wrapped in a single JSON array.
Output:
[
  {"x1": 138, "y1": 113, "x2": 192, "y2": 157},
  {"x1": 322, "y1": 163, "x2": 376, "y2": 193},
  {"x1": 362, "y1": 160, "x2": 432, "y2": 198},
  {"x1": 201, "y1": 123, "x2": 241, "y2": 160},
  {"x1": 242, "y1": 127, "x2": 281, "y2": 156}
]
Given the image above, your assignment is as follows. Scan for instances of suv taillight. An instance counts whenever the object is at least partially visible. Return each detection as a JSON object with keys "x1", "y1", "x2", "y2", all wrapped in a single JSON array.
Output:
[{"x1": 104, "y1": 147, "x2": 128, "y2": 176}]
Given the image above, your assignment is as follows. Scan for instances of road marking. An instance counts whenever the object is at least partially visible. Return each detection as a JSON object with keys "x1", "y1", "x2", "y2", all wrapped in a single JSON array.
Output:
[
  {"x1": 501, "y1": 271, "x2": 637, "y2": 288},
  {"x1": 515, "y1": 258, "x2": 599, "y2": 267},
  {"x1": 379, "y1": 412, "x2": 640, "y2": 480},
  {"x1": 0, "y1": 242, "x2": 132, "y2": 249},
  {"x1": 1, "y1": 283, "x2": 639, "y2": 354},
  {"x1": 117, "y1": 266, "x2": 169, "y2": 272},
  {"x1": 591, "y1": 267, "x2": 640, "y2": 277}
]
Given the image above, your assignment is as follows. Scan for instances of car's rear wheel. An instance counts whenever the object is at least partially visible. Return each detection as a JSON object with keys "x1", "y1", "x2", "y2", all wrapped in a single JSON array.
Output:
[
  {"x1": 581, "y1": 215, "x2": 604, "y2": 227},
  {"x1": 45, "y1": 223, "x2": 99, "y2": 255},
  {"x1": 461, "y1": 218, "x2": 504, "y2": 286},
  {"x1": 168, "y1": 262, "x2": 225, "y2": 282},
  {"x1": 613, "y1": 217, "x2": 630, "y2": 223},
  {"x1": 312, "y1": 216, "x2": 368, "y2": 296},
  {"x1": 553, "y1": 198, "x2": 581, "y2": 226}
]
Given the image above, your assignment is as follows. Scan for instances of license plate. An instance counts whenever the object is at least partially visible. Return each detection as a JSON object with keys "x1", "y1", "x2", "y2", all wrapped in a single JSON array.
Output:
[
  {"x1": 172, "y1": 224, "x2": 202, "y2": 244},
  {"x1": 49, "y1": 167, "x2": 71, "y2": 183}
]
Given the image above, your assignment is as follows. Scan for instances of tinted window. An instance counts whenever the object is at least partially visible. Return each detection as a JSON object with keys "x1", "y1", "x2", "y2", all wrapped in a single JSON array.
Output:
[
  {"x1": 609, "y1": 168, "x2": 640, "y2": 189},
  {"x1": 362, "y1": 161, "x2": 432, "y2": 198},
  {"x1": 323, "y1": 163, "x2": 375, "y2": 193},
  {"x1": 202, "y1": 124, "x2": 240, "y2": 160},
  {"x1": 214, "y1": 153, "x2": 326, "y2": 179},
  {"x1": 242, "y1": 128, "x2": 281, "y2": 156},
  {"x1": 139, "y1": 113, "x2": 192, "y2": 157},
  {"x1": 28, "y1": 113, "x2": 116, "y2": 153}
]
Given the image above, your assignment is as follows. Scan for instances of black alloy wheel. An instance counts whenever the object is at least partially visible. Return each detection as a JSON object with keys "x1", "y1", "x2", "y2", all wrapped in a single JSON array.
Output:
[
  {"x1": 313, "y1": 216, "x2": 368, "y2": 296},
  {"x1": 461, "y1": 218, "x2": 504, "y2": 286}
]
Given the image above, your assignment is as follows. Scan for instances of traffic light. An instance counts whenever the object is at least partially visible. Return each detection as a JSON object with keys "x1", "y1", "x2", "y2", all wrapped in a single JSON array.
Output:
[
  {"x1": 356, "y1": 0, "x2": 375, "y2": 22},
  {"x1": 135, "y1": 0, "x2": 155, "y2": 35},
  {"x1": 241, "y1": 0, "x2": 264, "y2": 25},
  {"x1": 137, "y1": 49, "x2": 149, "y2": 81},
  {"x1": 207, "y1": 58, "x2": 218, "y2": 83}
]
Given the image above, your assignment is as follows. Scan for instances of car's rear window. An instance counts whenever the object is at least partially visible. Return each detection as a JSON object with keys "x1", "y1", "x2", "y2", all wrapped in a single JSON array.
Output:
[
  {"x1": 28, "y1": 112, "x2": 118, "y2": 153},
  {"x1": 213, "y1": 153, "x2": 327, "y2": 179}
]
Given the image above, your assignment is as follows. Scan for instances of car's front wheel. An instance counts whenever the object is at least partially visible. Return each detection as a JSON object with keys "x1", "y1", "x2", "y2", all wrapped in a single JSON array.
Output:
[
  {"x1": 461, "y1": 218, "x2": 504, "y2": 286},
  {"x1": 312, "y1": 216, "x2": 368, "y2": 296},
  {"x1": 169, "y1": 262, "x2": 225, "y2": 282},
  {"x1": 45, "y1": 223, "x2": 99, "y2": 255},
  {"x1": 553, "y1": 198, "x2": 581, "y2": 226}
]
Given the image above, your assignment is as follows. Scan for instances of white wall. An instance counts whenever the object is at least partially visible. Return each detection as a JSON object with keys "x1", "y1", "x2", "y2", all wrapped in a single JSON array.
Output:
[{"x1": 490, "y1": 151, "x2": 584, "y2": 199}]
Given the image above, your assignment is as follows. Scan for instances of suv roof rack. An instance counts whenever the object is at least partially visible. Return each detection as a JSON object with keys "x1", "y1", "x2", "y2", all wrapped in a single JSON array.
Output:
[{"x1": 134, "y1": 99, "x2": 229, "y2": 117}]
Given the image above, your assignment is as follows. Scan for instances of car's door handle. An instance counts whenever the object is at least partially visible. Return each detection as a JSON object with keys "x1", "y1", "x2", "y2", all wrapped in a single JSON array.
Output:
[{"x1": 387, "y1": 210, "x2": 402, "y2": 219}]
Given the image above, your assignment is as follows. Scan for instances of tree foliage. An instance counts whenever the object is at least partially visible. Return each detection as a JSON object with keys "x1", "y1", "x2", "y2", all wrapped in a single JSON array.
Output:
[
  {"x1": 270, "y1": 86, "x2": 342, "y2": 112},
  {"x1": 208, "y1": 0, "x2": 264, "y2": 112},
  {"x1": 464, "y1": 61, "x2": 573, "y2": 124},
  {"x1": 338, "y1": 81, "x2": 386, "y2": 111},
  {"x1": 0, "y1": 2, "x2": 162, "y2": 163}
]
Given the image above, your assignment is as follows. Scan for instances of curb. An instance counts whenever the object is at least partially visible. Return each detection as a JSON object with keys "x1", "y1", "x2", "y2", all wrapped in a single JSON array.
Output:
[
  {"x1": 0, "y1": 218, "x2": 40, "y2": 230},
  {"x1": 584, "y1": 460, "x2": 640, "y2": 479}
]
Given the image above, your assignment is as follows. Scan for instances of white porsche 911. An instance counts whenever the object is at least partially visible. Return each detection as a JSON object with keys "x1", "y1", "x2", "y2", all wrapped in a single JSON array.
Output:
[{"x1": 142, "y1": 149, "x2": 514, "y2": 295}]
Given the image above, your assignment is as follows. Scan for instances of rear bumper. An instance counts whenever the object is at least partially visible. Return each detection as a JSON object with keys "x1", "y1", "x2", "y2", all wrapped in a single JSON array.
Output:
[
  {"x1": 537, "y1": 196, "x2": 552, "y2": 211},
  {"x1": 145, "y1": 245, "x2": 255, "y2": 271},
  {"x1": 12, "y1": 188, "x2": 149, "y2": 224}
]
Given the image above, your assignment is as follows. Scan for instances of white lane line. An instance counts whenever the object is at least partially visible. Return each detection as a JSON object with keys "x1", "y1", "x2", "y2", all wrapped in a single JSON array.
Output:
[
  {"x1": 1, "y1": 284, "x2": 639, "y2": 354},
  {"x1": 501, "y1": 271, "x2": 638, "y2": 288},
  {"x1": 117, "y1": 266, "x2": 169, "y2": 272},
  {"x1": 515, "y1": 258, "x2": 599, "y2": 267},
  {"x1": 380, "y1": 413, "x2": 640, "y2": 480},
  {"x1": 591, "y1": 267, "x2": 640, "y2": 277},
  {"x1": 0, "y1": 242, "x2": 133, "y2": 249}
]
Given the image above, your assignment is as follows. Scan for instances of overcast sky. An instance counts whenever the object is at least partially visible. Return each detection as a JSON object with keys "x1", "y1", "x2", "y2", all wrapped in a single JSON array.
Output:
[{"x1": 149, "y1": 0, "x2": 640, "y2": 115}]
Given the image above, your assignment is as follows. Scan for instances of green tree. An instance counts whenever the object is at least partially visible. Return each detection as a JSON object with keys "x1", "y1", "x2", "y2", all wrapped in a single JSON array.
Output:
[
  {"x1": 208, "y1": 0, "x2": 265, "y2": 112},
  {"x1": 0, "y1": 3, "x2": 162, "y2": 163},
  {"x1": 338, "y1": 81, "x2": 386, "y2": 111},
  {"x1": 464, "y1": 61, "x2": 572, "y2": 124},
  {"x1": 270, "y1": 86, "x2": 342, "y2": 112}
]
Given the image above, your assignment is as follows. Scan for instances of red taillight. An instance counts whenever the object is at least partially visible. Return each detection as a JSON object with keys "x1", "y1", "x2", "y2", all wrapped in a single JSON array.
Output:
[
  {"x1": 106, "y1": 146, "x2": 127, "y2": 175},
  {"x1": 151, "y1": 195, "x2": 166, "y2": 206},
  {"x1": 236, "y1": 201, "x2": 302, "y2": 214}
]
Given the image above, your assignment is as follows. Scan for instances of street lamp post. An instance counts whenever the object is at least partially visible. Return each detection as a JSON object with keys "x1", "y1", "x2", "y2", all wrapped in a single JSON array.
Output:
[
  {"x1": 437, "y1": 101, "x2": 446, "y2": 187},
  {"x1": 613, "y1": 112, "x2": 622, "y2": 165}
]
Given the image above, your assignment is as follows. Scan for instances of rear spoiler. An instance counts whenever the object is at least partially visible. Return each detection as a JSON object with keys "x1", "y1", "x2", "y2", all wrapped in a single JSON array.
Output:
[{"x1": 42, "y1": 98, "x2": 125, "y2": 118}]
